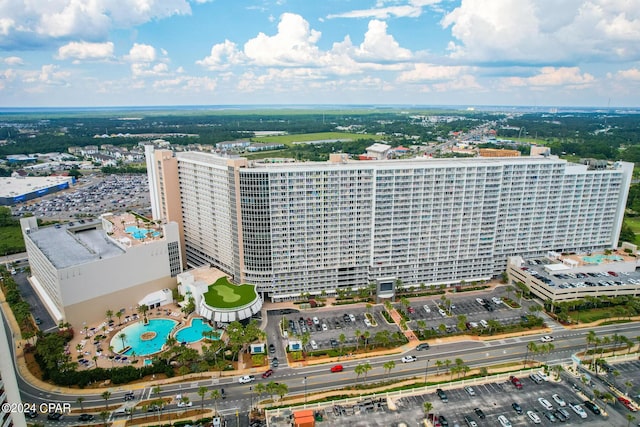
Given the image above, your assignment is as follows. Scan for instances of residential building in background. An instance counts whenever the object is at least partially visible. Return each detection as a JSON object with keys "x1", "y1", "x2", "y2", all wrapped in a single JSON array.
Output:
[
  {"x1": 20, "y1": 214, "x2": 182, "y2": 326},
  {"x1": 147, "y1": 147, "x2": 633, "y2": 301}
]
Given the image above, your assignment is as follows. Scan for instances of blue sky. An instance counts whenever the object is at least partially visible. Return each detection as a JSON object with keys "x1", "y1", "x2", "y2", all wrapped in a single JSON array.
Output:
[{"x1": 1, "y1": 0, "x2": 639, "y2": 108}]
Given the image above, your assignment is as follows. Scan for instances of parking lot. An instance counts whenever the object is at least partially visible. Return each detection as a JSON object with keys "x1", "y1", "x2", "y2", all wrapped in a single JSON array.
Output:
[
  {"x1": 305, "y1": 374, "x2": 612, "y2": 427},
  {"x1": 403, "y1": 291, "x2": 534, "y2": 336},
  {"x1": 282, "y1": 306, "x2": 402, "y2": 352}
]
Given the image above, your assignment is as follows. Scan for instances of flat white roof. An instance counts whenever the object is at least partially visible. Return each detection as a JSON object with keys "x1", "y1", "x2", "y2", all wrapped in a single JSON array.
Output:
[{"x1": 0, "y1": 176, "x2": 73, "y2": 198}]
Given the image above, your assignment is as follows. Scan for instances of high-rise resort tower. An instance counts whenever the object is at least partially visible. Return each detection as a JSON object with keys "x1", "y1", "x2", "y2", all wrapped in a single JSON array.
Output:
[{"x1": 147, "y1": 148, "x2": 632, "y2": 302}]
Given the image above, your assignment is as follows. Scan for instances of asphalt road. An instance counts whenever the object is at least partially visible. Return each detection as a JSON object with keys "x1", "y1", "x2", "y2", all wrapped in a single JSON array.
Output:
[{"x1": 9, "y1": 314, "x2": 640, "y2": 426}]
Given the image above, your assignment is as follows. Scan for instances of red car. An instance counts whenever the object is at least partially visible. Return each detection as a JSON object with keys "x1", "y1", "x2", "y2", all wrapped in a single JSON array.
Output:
[
  {"x1": 510, "y1": 375, "x2": 523, "y2": 389},
  {"x1": 262, "y1": 369, "x2": 274, "y2": 379},
  {"x1": 618, "y1": 396, "x2": 637, "y2": 412},
  {"x1": 330, "y1": 364, "x2": 343, "y2": 373},
  {"x1": 407, "y1": 307, "x2": 416, "y2": 314},
  {"x1": 306, "y1": 318, "x2": 313, "y2": 326}
]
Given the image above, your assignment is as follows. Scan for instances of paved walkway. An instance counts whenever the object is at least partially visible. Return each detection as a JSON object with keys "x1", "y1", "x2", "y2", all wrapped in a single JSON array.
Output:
[{"x1": 386, "y1": 306, "x2": 418, "y2": 341}]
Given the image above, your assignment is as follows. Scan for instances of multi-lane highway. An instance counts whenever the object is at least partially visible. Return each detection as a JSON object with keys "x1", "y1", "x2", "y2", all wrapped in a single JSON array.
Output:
[{"x1": 6, "y1": 306, "x2": 640, "y2": 425}]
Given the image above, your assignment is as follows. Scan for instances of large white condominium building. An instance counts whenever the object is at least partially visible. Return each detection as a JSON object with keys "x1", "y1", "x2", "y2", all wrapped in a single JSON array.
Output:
[
  {"x1": 147, "y1": 148, "x2": 633, "y2": 301},
  {"x1": 21, "y1": 214, "x2": 182, "y2": 326}
]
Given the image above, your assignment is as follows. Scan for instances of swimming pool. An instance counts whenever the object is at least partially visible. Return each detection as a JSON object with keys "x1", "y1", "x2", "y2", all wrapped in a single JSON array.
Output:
[
  {"x1": 582, "y1": 254, "x2": 624, "y2": 264},
  {"x1": 110, "y1": 318, "x2": 178, "y2": 356},
  {"x1": 125, "y1": 225, "x2": 161, "y2": 240},
  {"x1": 174, "y1": 318, "x2": 217, "y2": 343}
]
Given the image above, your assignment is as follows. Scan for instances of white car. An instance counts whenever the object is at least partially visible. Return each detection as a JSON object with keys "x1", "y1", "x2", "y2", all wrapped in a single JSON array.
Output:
[
  {"x1": 464, "y1": 386, "x2": 476, "y2": 396},
  {"x1": 492, "y1": 297, "x2": 503, "y2": 304},
  {"x1": 438, "y1": 309, "x2": 447, "y2": 317},
  {"x1": 497, "y1": 415, "x2": 512, "y2": 427},
  {"x1": 363, "y1": 318, "x2": 372, "y2": 327},
  {"x1": 569, "y1": 402, "x2": 588, "y2": 418},
  {"x1": 540, "y1": 335, "x2": 554, "y2": 342},
  {"x1": 312, "y1": 316, "x2": 319, "y2": 325},
  {"x1": 177, "y1": 400, "x2": 192, "y2": 407},
  {"x1": 423, "y1": 305, "x2": 431, "y2": 313},
  {"x1": 349, "y1": 314, "x2": 356, "y2": 322},
  {"x1": 537, "y1": 370, "x2": 549, "y2": 381},
  {"x1": 401, "y1": 355, "x2": 417, "y2": 363},
  {"x1": 475, "y1": 298, "x2": 484, "y2": 305},
  {"x1": 238, "y1": 375, "x2": 255, "y2": 384},
  {"x1": 538, "y1": 397, "x2": 553, "y2": 410},
  {"x1": 322, "y1": 323, "x2": 328, "y2": 331},
  {"x1": 552, "y1": 394, "x2": 566, "y2": 407},
  {"x1": 310, "y1": 340, "x2": 318, "y2": 350},
  {"x1": 527, "y1": 410, "x2": 541, "y2": 424}
]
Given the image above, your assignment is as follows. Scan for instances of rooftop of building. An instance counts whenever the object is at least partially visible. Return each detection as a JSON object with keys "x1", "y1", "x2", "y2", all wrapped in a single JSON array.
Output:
[
  {"x1": 27, "y1": 212, "x2": 169, "y2": 269},
  {"x1": 0, "y1": 176, "x2": 74, "y2": 198},
  {"x1": 27, "y1": 218, "x2": 124, "y2": 269}
]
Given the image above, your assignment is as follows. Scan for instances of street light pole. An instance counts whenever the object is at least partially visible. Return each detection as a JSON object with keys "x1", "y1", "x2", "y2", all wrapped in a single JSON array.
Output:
[
  {"x1": 249, "y1": 386, "x2": 253, "y2": 412},
  {"x1": 304, "y1": 376, "x2": 307, "y2": 404},
  {"x1": 424, "y1": 359, "x2": 430, "y2": 384}
]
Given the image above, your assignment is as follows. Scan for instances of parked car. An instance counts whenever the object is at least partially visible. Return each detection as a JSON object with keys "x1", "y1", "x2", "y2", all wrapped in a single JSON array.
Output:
[
  {"x1": 511, "y1": 402, "x2": 523, "y2": 415},
  {"x1": 407, "y1": 306, "x2": 416, "y2": 314},
  {"x1": 543, "y1": 411, "x2": 556, "y2": 422},
  {"x1": 330, "y1": 364, "x2": 343, "y2": 373},
  {"x1": 465, "y1": 386, "x2": 476, "y2": 396},
  {"x1": 239, "y1": 375, "x2": 255, "y2": 384},
  {"x1": 618, "y1": 396, "x2": 638, "y2": 412},
  {"x1": 527, "y1": 410, "x2": 541, "y2": 424},
  {"x1": 438, "y1": 415, "x2": 449, "y2": 427},
  {"x1": 552, "y1": 393, "x2": 566, "y2": 407},
  {"x1": 463, "y1": 415, "x2": 478, "y2": 427},
  {"x1": 47, "y1": 413, "x2": 64, "y2": 421},
  {"x1": 554, "y1": 409, "x2": 567, "y2": 422},
  {"x1": 436, "y1": 388, "x2": 448, "y2": 402},
  {"x1": 262, "y1": 369, "x2": 274, "y2": 378},
  {"x1": 509, "y1": 375, "x2": 523, "y2": 389},
  {"x1": 349, "y1": 314, "x2": 356, "y2": 322},
  {"x1": 474, "y1": 408, "x2": 485, "y2": 419},
  {"x1": 538, "y1": 397, "x2": 554, "y2": 410},
  {"x1": 497, "y1": 415, "x2": 512, "y2": 427},
  {"x1": 569, "y1": 402, "x2": 588, "y2": 418},
  {"x1": 583, "y1": 400, "x2": 601, "y2": 415},
  {"x1": 26, "y1": 410, "x2": 38, "y2": 419}
]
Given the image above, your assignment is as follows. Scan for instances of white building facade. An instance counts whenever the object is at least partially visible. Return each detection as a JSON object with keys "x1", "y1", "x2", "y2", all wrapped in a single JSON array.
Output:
[
  {"x1": 21, "y1": 215, "x2": 183, "y2": 326},
  {"x1": 148, "y1": 149, "x2": 633, "y2": 301}
]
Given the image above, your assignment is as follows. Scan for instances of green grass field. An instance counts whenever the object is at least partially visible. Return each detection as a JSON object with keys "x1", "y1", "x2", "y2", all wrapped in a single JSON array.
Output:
[
  {"x1": 203, "y1": 277, "x2": 257, "y2": 308},
  {"x1": 0, "y1": 225, "x2": 26, "y2": 255},
  {"x1": 625, "y1": 217, "x2": 640, "y2": 234},
  {"x1": 252, "y1": 131, "x2": 368, "y2": 145}
]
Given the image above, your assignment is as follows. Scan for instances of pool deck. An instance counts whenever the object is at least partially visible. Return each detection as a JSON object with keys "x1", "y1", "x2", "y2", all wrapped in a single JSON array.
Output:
[
  {"x1": 559, "y1": 250, "x2": 634, "y2": 267},
  {"x1": 67, "y1": 302, "x2": 213, "y2": 370}
]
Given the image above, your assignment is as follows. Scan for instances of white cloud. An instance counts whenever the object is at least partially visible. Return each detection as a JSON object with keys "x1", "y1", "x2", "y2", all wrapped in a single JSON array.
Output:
[
  {"x1": 0, "y1": 0, "x2": 193, "y2": 48},
  {"x1": 502, "y1": 67, "x2": 595, "y2": 88},
  {"x1": 327, "y1": 0, "x2": 442, "y2": 19},
  {"x1": 441, "y1": 0, "x2": 640, "y2": 64},
  {"x1": 243, "y1": 13, "x2": 323, "y2": 67},
  {"x1": 351, "y1": 20, "x2": 412, "y2": 61},
  {"x1": 3, "y1": 56, "x2": 23, "y2": 65},
  {"x1": 614, "y1": 68, "x2": 640, "y2": 81},
  {"x1": 57, "y1": 41, "x2": 114, "y2": 61},
  {"x1": 125, "y1": 43, "x2": 157, "y2": 63},
  {"x1": 397, "y1": 63, "x2": 472, "y2": 82},
  {"x1": 22, "y1": 64, "x2": 71, "y2": 87},
  {"x1": 196, "y1": 40, "x2": 246, "y2": 71}
]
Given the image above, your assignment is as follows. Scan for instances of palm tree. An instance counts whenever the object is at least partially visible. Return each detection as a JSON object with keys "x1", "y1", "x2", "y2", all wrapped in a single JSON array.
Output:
[
  {"x1": 197, "y1": 386, "x2": 208, "y2": 411},
  {"x1": 525, "y1": 342, "x2": 538, "y2": 367},
  {"x1": 585, "y1": 330, "x2": 597, "y2": 355},
  {"x1": 383, "y1": 360, "x2": 396, "y2": 379},
  {"x1": 354, "y1": 329, "x2": 362, "y2": 350},
  {"x1": 627, "y1": 414, "x2": 636, "y2": 427},
  {"x1": 625, "y1": 380, "x2": 634, "y2": 396},
  {"x1": 354, "y1": 363, "x2": 366, "y2": 383},
  {"x1": 118, "y1": 333, "x2": 127, "y2": 351},
  {"x1": 76, "y1": 397, "x2": 85, "y2": 412},
  {"x1": 210, "y1": 389, "x2": 221, "y2": 415},
  {"x1": 99, "y1": 411, "x2": 109, "y2": 425},
  {"x1": 115, "y1": 310, "x2": 123, "y2": 325},
  {"x1": 361, "y1": 362, "x2": 372, "y2": 384},
  {"x1": 254, "y1": 383, "x2": 266, "y2": 405},
  {"x1": 423, "y1": 401, "x2": 433, "y2": 416},
  {"x1": 101, "y1": 390, "x2": 111, "y2": 411},
  {"x1": 105, "y1": 309, "x2": 114, "y2": 321},
  {"x1": 435, "y1": 360, "x2": 443, "y2": 375},
  {"x1": 363, "y1": 331, "x2": 371, "y2": 350},
  {"x1": 339, "y1": 333, "x2": 346, "y2": 354}
]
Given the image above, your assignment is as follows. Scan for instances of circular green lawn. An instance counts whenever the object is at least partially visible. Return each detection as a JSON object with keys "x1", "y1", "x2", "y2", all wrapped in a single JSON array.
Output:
[{"x1": 203, "y1": 277, "x2": 257, "y2": 309}]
